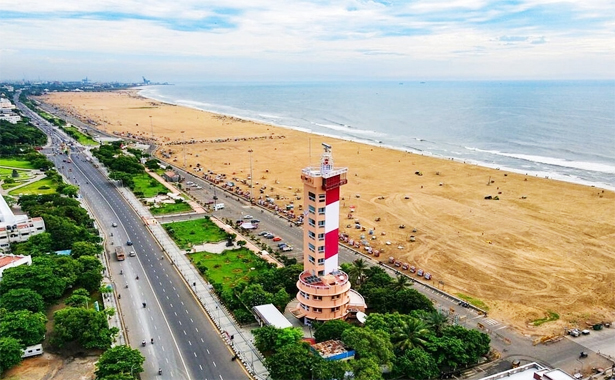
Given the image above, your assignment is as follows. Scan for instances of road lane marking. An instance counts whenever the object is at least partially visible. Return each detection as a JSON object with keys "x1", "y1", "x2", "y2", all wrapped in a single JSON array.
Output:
[
  {"x1": 194, "y1": 352, "x2": 197, "y2": 357},
  {"x1": 199, "y1": 365, "x2": 203, "y2": 370},
  {"x1": 213, "y1": 361, "x2": 216, "y2": 368},
  {"x1": 188, "y1": 340, "x2": 192, "y2": 346},
  {"x1": 206, "y1": 349, "x2": 210, "y2": 354}
]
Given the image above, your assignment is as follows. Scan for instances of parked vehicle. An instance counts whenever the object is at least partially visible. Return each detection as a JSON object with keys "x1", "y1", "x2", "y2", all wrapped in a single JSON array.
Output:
[
  {"x1": 243, "y1": 215, "x2": 254, "y2": 219},
  {"x1": 424, "y1": 272, "x2": 432, "y2": 280},
  {"x1": 214, "y1": 203, "x2": 225, "y2": 210},
  {"x1": 272, "y1": 236, "x2": 282, "y2": 242},
  {"x1": 409, "y1": 266, "x2": 416, "y2": 273},
  {"x1": 417, "y1": 269, "x2": 424, "y2": 276},
  {"x1": 281, "y1": 245, "x2": 293, "y2": 252},
  {"x1": 21, "y1": 344, "x2": 43, "y2": 358},
  {"x1": 258, "y1": 231, "x2": 270, "y2": 236}
]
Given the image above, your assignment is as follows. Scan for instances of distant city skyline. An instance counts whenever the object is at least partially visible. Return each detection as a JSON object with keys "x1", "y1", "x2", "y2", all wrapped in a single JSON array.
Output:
[{"x1": 1, "y1": 0, "x2": 614, "y2": 82}]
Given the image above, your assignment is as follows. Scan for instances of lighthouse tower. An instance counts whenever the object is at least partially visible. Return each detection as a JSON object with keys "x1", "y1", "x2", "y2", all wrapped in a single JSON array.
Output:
[{"x1": 296, "y1": 143, "x2": 352, "y2": 322}]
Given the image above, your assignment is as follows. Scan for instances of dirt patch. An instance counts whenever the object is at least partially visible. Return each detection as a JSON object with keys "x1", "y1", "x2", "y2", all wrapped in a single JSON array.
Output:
[{"x1": 2, "y1": 353, "x2": 98, "y2": 380}]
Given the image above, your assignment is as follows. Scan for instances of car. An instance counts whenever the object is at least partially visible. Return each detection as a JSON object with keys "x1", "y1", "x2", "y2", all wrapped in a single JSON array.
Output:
[
  {"x1": 129, "y1": 250, "x2": 136, "y2": 257},
  {"x1": 282, "y1": 245, "x2": 293, "y2": 252},
  {"x1": 126, "y1": 240, "x2": 133, "y2": 246},
  {"x1": 581, "y1": 329, "x2": 591, "y2": 335},
  {"x1": 112, "y1": 223, "x2": 118, "y2": 227},
  {"x1": 424, "y1": 272, "x2": 432, "y2": 280},
  {"x1": 272, "y1": 236, "x2": 282, "y2": 242},
  {"x1": 409, "y1": 266, "x2": 416, "y2": 273},
  {"x1": 277, "y1": 243, "x2": 287, "y2": 248},
  {"x1": 243, "y1": 215, "x2": 254, "y2": 219},
  {"x1": 264, "y1": 233, "x2": 275, "y2": 239},
  {"x1": 251, "y1": 219, "x2": 260, "y2": 224},
  {"x1": 568, "y1": 329, "x2": 581, "y2": 337},
  {"x1": 258, "y1": 231, "x2": 270, "y2": 236},
  {"x1": 417, "y1": 269, "x2": 424, "y2": 276}
]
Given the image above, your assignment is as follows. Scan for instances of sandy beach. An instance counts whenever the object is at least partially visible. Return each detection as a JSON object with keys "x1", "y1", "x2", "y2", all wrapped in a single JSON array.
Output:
[{"x1": 37, "y1": 90, "x2": 615, "y2": 334}]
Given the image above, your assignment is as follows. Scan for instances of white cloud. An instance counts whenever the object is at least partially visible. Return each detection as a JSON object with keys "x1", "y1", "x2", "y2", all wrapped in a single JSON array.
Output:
[{"x1": 1, "y1": 0, "x2": 613, "y2": 80}]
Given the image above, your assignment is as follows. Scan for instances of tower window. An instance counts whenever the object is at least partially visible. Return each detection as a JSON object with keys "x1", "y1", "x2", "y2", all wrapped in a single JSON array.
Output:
[
  {"x1": 308, "y1": 243, "x2": 315, "y2": 252},
  {"x1": 308, "y1": 205, "x2": 316, "y2": 214},
  {"x1": 318, "y1": 207, "x2": 325, "y2": 215},
  {"x1": 308, "y1": 192, "x2": 316, "y2": 201},
  {"x1": 318, "y1": 220, "x2": 325, "y2": 228},
  {"x1": 308, "y1": 231, "x2": 316, "y2": 240},
  {"x1": 319, "y1": 194, "x2": 326, "y2": 202},
  {"x1": 318, "y1": 233, "x2": 325, "y2": 241},
  {"x1": 308, "y1": 218, "x2": 315, "y2": 227},
  {"x1": 318, "y1": 246, "x2": 325, "y2": 253},
  {"x1": 308, "y1": 255, "x2": 315, "y2": 264},
  {"x1": 317, "y1": 258, "x2": 324, "y2": 265}
]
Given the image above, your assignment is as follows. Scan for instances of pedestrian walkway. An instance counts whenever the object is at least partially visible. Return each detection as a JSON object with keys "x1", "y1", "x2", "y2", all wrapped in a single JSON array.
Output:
[{"x1": 115, "y1": 184, "x2": 269, "y2": 380}]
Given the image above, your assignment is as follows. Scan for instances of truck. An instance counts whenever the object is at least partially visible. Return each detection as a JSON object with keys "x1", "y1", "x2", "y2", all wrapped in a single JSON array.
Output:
[
  {"x1": 214, "y1": 203, "x2": 225, "y2": 210},
  {"x1": 115, "y1": 246, "x2": 126, "y2": 261}
]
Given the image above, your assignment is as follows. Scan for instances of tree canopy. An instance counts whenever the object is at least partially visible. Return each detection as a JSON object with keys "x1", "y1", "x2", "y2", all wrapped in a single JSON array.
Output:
[
  {"x1": 51, "y1": 307, "x2": 118, "y2": 350},
  {"x1": 0, "y1": 337, "x2": 23, "y2": 376},
  {"x1": 0, "y1": 310, "x2": 47, "y2": 347},
  {"x1": 94, "y1": 345, "x2": 145, "y2": 379},
  {"x1": 0, "y1": 288, "x2": 45, "y2": 313}
]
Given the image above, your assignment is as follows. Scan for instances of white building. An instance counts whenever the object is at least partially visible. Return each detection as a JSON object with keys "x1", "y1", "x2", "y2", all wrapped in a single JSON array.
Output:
[
  {"x1": 0, "y1": 98, "x2": 16, "y2": 109},
  {"x1": 0, "y1": 112, "x2": 22, "y2": 124},
  {"x1": 0, "y1": 254, "x2": 32, "y2": 280},
  {"x1": 0, "y1": 196, "x2": 46, "y2": 252}
]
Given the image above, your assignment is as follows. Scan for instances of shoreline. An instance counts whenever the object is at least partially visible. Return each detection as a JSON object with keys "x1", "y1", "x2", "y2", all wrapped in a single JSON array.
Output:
[
  {"x1": 36, "y1": 89, "x2": 615, "y2": 335},
  {"x1": 136, "y1": 86, "x2": 615, "y2": 192}
]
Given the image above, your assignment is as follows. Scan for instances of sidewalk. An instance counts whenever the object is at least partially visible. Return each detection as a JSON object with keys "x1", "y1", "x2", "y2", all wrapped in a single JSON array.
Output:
[{"x1": 115, "y1": 184, "x2": 269, "y2": 380}]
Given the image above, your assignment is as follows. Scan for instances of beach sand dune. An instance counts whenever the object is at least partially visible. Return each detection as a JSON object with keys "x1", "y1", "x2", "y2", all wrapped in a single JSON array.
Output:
[{"x1": 38, "y1": 90, "x2": 615, "y2": 335}]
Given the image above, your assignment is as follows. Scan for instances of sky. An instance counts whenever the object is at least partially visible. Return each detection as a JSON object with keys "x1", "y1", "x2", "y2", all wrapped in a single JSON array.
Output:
[{"x1": 1, "y1": 0, "x2": 614, "y2": 82}]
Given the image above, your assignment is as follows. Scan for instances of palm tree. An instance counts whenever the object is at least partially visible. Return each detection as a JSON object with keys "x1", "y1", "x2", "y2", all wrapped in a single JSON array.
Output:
[
  {"x1": 392, "y1": 318, "x2": 430, "y2": 351},
  {"x1": 349, "y1": 259, "x2": 368, "y2": 286},
  {"x1": 391, "y1": 274, "x2": 411, "y2": 291},
  {"x1": 423, "y1": 311, "x2": 449, "y2": 336}
]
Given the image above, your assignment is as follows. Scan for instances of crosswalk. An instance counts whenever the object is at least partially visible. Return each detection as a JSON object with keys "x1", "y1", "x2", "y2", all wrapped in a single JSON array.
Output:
[{"x1": 483, "y1": 318, "x2": 499, "y2": 326}]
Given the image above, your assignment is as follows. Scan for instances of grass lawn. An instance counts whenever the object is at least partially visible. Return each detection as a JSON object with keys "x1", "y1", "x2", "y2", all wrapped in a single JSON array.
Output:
[
  {"x1": 0, "y1": 158, "x2": 36, "y2": 169},
  {"x1": 64, "y1": 126, "x2": 98, "y2": 146},
  {"x1": 0, "y1": 167, "x2": 31, "y2": 179},
  {"x1": 189, "y1": 248, "x2": 263, "y2": 292},
  {"x1": 456, "y1": 293, "x2": 489, "y2": 311},
  {"x1": 132, "y1": 173, "x2": 168, "y2": 198},
  {"x1": 8, "y1": 178, "x2": 57, "y2": 195},
  {"x1": 163, "y1": 218, "x2": 228, "y2": 249},
  {"x1": 150, "y1": 201, "x2": 193, "y2": 215}
]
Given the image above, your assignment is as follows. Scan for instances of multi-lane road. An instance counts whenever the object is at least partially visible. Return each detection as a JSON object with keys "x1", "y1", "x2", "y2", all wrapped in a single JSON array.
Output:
[{"x1": 16, "y1": 94, "x2": 248, "y2": 380}]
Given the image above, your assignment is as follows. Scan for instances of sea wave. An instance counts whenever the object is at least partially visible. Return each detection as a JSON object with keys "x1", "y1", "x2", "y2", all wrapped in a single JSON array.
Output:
[
  {"x1": 465, "y1": 147, "x2": 615, "y2": 174},
  {"x1": 312, "y1": 122, "x2": 385, "y2": 136}
]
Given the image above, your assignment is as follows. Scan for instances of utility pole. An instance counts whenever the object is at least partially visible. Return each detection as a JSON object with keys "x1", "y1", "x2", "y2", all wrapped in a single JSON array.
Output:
[{"x1": 181, "y1": 130, "x2": 186, "y2": 169}]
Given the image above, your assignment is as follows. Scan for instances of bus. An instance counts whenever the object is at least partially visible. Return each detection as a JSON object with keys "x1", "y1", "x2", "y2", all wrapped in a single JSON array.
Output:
[{"x1": 115, "y1": 246, "x2": 126, "y2": 261}]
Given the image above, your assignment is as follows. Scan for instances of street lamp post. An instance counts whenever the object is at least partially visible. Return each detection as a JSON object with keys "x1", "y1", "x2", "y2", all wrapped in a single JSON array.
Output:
[{"x1": 248, "y1": 149, "x2": 253, "y2": 202}]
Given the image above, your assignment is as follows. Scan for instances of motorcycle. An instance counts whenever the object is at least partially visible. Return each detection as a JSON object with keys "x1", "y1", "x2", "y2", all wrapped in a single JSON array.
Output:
[
  {"x1": 141, "y1": 340, "x2": 146, "y2": 347},
  {"x1": 579, "y1": 351, "x2": 588, "y2": 358},
  {"x1": 158, "y1": 368, "x2": 163, "y2": 375},
  {"x1": 142, "y1": 302, "x2": 147, "y2": 308}
]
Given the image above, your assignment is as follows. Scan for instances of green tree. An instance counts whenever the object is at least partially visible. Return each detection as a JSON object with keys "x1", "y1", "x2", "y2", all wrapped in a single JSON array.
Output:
[
  {"x1": 94, "y1": 345, "x2": 145, "y2": 379},
  {"x1": 423, "y1": 311, "x2": 449, "y2": 337},
  {"x1": 253, "y1": 326, "x2": 303, "y2": 354},
  {"x1": 51, "y1": 307, "x2": 118, "y2": 350},
  {"x1": 271, "y1": 288, "x2": 290, "y2": 311},
  {"x1": 0, "y1": 288, "x2": 45, "y2": 313},
  {"x1": 0, "y1": 264, "x2": 67, "y2": 303},
  {"x1": 365, "y1": 312, "x2": 410, "y2": 335},
  {"x1": 395, "y1": 347, "x2": 440, "y2": 380},
  {"x1": 392, "y1": 318, "x2": 431, "y2": 352},
  {"x1": 65, "y1": 289, "x2": 91, "y2": 308},
  {"x1": 423, "y1": 334, "x2": 468, "y2": 370},
  {"x1": 352, "y1": 358, "x2": 383, "y2": 380},
  {"x1": 396, "y1": 288, "x2": 436, "y2": 314},
  {"x1": 71, "y1": 241, "x2": 102, "y2": 259},
  {"x1": 240, "y1": 284, "x2": 273, "y2": 308},
  {"x1": 49, "y1": 255, "x2": 82, "y2": 289},
  {"x1": 59, "y1": 184, "x2": 79, "y2": 198},
  {"x1": 144, "y1": 159, "x2": 160, "y2": 170},
  {"x1": 391, "y1": 274, "x2": 412, "y2": 291},
  {"x1": 77, "y1": 256, "x2": 104, "y2": 292},
  {"x1": 341, "y1": 327, "x2": 394, "y2": 366},
  {"x1": 0, "y1": 310, "x2": 47, "y2": 346},
  {"x1": 314, "y1": 319, "x2": 352, "y2": 343},
  {"x1": 441, "y1": 325, "x2": 490, "y2": 365},
  {"x1": 265, "y1": 343, "x2": 316, "y2": 380},
  {"x1": 349, "y1": 258, "x2": 368, "y2": 286},
  {"x1": 0, "y1": 337, "x2": 22, "y2": 376}
]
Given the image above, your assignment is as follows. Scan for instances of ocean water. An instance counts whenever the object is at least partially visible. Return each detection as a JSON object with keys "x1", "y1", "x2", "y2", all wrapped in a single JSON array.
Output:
[{"x1": 139, "y1": 81, "x2": 615, "y2": 190}]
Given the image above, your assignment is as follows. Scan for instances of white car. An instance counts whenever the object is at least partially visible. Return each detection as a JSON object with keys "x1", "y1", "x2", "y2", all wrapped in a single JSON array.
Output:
[
  {"x1": 129, "y1": 250, "x2": 136, "y2": 257},
  {"x1": 243, "y1": 215, "x2": 254, "y2": 219}
]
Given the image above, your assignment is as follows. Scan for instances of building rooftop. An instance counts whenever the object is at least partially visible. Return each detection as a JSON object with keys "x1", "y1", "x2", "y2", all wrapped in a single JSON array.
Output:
[
  {"x1": 480, "y1": 363, "x2": 576, "y2": 380},
  {"x1": 0, "y1": 254, "x2": 28, "y2": 269},
  {"x1": 311, "y1": 340, "x2": 354, "y2": 360},
  {"x1": 299, "y1": 270, "x2": 348, "y2": 288},
  {"x1": 301, "y1": 167, "x2": 348, "y2": 179},
  {"x1": 253, "y1": 304, "x2": 293, "y2": 329}
]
